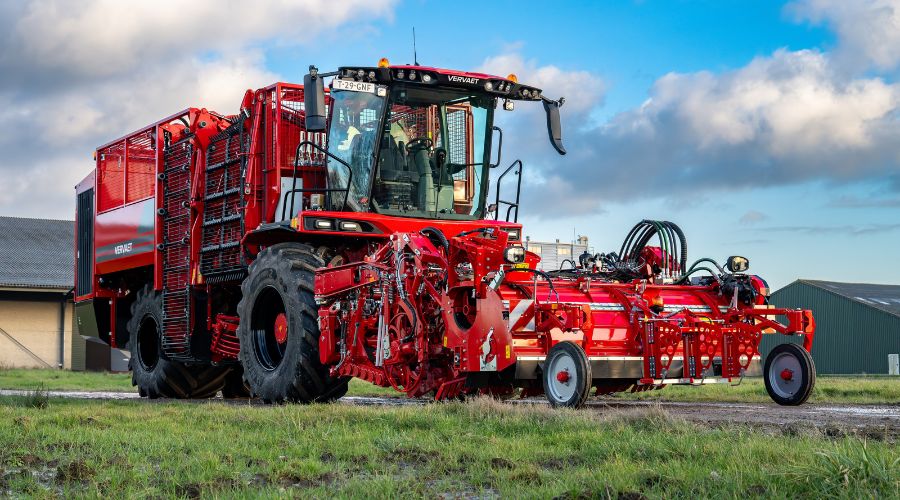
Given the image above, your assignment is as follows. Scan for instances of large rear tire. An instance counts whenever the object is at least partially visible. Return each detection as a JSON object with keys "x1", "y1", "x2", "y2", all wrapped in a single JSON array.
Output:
[
  {"x1": 127, "y1": 285, "x2": 228, "y2": 398},
  {"x1": 236, "y1": 243, "x2": 344, "y2": 403},
  {"x1": 764, "y1": 343, "x2": 815, "y2": 406}
]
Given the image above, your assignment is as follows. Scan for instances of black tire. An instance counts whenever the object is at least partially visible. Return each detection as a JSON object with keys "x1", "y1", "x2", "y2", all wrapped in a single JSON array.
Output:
[
  {"x1": 221, "y1": 366, "x2": 252, "y2": 399},
  {"x1": 318, "y1": 378, "x2": 350, "y2": 402},
  {"x1": 542, "y1": 341, "x2": 592, "y2": 408},
  {"x1": 127, "y1": 285, "x2": 228, "y2": 399},
  {"x1": 236, "y1": 243, "x2": 343, "y2": 403},
  {"x1": 764, "y1": 343, "x2": 816, "y2": 406}
]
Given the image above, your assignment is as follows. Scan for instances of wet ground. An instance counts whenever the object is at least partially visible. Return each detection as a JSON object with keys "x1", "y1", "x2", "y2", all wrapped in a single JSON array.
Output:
[{"x1": 3, "y1": 389, "x2": 897, "y2": 441}]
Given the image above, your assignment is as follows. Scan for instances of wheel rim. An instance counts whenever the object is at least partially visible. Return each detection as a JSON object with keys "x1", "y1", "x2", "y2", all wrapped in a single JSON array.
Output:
[
  {"x1": 768, "y1": 351, "x2": 802, "y2": 399},
  {"x1": 251, "y1": 286, "x2": 288, "y2": 371},
  {"x1": 546, "y1": 351, "x2": 578, "y2": 403},
  {"x1": 136, "y1": 315, "x2": 160, "y2": 371}
]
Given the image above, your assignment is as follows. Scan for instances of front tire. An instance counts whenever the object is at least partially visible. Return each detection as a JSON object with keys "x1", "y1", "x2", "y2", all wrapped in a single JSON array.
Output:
[
  {"x1": 236, "y1": 243, "x2": 343, "y2": 403},
  {"x1": 764, "y1": 343, "x2": 816, "y2": 406},
  {"x1": 127, "y1": 285, "x2": 228, "y2": 398},
  {"x1": 543, "y1": 341, "x2": 592, "y2": 408}
]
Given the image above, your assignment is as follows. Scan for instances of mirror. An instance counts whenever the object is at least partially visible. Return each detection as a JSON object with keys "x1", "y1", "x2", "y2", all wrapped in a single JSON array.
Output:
[
  {"x1": 304, "y1": 69, "x2": 327, "y2": 131},
  {"x1": 726, "y1": 256, "x2": 750, "y2": 273},
  {"x1": 542, "y1": 98, "x2": 566, "y2": 155}
]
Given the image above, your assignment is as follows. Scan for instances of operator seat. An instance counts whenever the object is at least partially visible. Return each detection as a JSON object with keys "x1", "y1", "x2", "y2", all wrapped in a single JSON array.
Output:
[{"x1": 375, "y1": 134, "x2": 415, "y2": 209}]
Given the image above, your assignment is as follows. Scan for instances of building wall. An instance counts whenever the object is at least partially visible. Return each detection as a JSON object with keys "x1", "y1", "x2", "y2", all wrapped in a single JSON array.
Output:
[
  {"x1": 526, "y1": 241, "x2": 588, "y2": 271},
  {"x1": 762, "y1": 282, "x2": 900, "y2": 374},
  {"x1": 0, "y1": 297, "x2": 73, "y2": 369}
]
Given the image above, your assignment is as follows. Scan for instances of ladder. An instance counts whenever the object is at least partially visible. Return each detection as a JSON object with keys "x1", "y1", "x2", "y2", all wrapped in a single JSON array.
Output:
[
  {"x1": 199, "y1": 120, "x2": 247, "y2": 283},
  {"x1": 160, "y1": 140, "x2": 194, "y2": 360}
]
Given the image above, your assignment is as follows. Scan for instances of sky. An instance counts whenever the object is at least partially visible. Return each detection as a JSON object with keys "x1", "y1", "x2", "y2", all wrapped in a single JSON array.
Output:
[{"x1": 1, "y1": 0, "x2": 899, "y2": 289}]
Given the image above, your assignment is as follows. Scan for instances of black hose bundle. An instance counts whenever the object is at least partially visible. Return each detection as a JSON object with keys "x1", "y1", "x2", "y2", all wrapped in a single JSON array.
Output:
[
  {"x1": 617, "y1": 220, "x2": 687, "y2": 277},
  {"x1": 544, "y1": 220, "x2": 692, "y2": 283}
]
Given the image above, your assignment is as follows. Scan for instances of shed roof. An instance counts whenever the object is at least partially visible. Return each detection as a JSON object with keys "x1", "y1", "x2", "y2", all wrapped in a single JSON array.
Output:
[
  {"x1": 787, "y1": 279, "x2": 900, "y2": 319},
  {"x1": 0, "y1": 216, "x2": 74, "y2": 291}
]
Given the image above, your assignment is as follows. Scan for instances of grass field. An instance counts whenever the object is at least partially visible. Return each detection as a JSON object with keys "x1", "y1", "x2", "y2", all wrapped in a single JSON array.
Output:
[
  {"x1": 0, "y1": 396, "x2": 897, "y2": 498},
  {"x1": 2, "y1": 368, "x2": 898, "y2": 404}
]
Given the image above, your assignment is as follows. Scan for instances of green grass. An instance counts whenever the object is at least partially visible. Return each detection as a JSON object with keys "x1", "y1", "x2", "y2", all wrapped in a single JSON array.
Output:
[
  {"x1": 0, "y1": 369, "x2": 398, "y2": 397},
  {"x1": 0, "y1": 397, "x2": 896, "y2": 498},
  {"x1": 0, "y1": 369, "x2": 136, "y2": 392},
  {"x1": 2, "y1": 369, "x2": 899, "y2": 404}
]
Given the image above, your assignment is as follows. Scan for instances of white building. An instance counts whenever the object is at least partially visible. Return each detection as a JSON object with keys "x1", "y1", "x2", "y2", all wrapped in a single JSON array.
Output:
[{"x1": 524, "y1": 235, "x2": 589, "y2": 271}]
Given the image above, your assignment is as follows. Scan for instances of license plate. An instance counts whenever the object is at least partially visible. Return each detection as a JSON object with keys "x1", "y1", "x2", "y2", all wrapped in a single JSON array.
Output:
[
  {"x1": 333, "y1": 79, "x2": 376, "y2": 93},
  {"x1": 513, "y1": 262, "x2": 530, "y2": 269}
]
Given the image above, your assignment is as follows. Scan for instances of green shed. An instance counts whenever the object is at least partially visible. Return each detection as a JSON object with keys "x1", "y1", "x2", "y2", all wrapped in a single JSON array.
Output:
[{"x1": 760, "y1": 280, "x2": 900, "y2": 375}]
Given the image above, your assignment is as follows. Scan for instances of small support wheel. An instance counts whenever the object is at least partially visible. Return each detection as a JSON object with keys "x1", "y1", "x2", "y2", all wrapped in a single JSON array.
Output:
[
  {"x1": 543, "y1": 341, "x2": 592, "y2": 408},
  {"x1": 764, "y1": 343, "x2": 816, "y2": 406}
]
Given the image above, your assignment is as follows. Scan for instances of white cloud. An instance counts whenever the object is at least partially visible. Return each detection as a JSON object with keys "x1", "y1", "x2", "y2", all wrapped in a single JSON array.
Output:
[
  {"x1": 0, "y1": 0, "x2": 397, "y2": 219},
  {"x1": 7, "y1": 0, "x2": 397, "y2": 79},
  {"x1": 626, "y1": 49, "x2": 899, "y2": 158},
  {"x1": 478, "y1": 52, "x2": 604, "y2": 118},
  {"x1": 788, "y1": 0, "x2": 900, "y2": 71},
  {"x1": 508, "y1": 48, "x2": 900, "y2": 217}
]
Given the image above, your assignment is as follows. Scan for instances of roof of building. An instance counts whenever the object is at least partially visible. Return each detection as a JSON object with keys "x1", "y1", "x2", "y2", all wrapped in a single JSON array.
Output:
[
  {"x1": 0, "y1": 216, "x2": 74, "y2": 291},
  {"x1": 786, "y1": 279, "x2": 900, "y2": 319}
]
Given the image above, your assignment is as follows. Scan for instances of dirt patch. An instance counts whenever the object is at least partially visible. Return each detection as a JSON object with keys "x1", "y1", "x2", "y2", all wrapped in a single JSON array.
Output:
[
  {"x1": 585, "y1": 401, "x2": 900, "y2": 442},
  {"x1": 490, "y1": 457, "x2": 514, "y2": 470},
  {"x1": 640, "y1": 472, "x2": 663, "y2": 489},
  {"x1": 541, "y1": 457, "x2": 586, "y2": 470},
  {"x1": 275, "y1": 471, "x2": 335, "y2": 489},
  {"x1": 56, "y1": 460, "x2": 94, "y2": 483},
  {"x1": 746, "y1": 484, "x2": 768, "y2": 496},
  {"x1": 391, "y1": 446, "x2": 432, "y2": 464},
  {"x1": 175, "y1": 482, "x2": 202, "y2": 499}
]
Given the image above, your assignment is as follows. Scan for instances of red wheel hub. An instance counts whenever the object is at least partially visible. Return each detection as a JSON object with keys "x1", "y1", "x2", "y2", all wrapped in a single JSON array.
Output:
[
  {"x1": 274, "y1": 313, "x2": 288, "y2": 344},
  {"x1": 556, "y1": 370, "x2": 570, "y2": 383},
  {"x1": 780, "y1": 368, "x2": 794, "y2": 381}
]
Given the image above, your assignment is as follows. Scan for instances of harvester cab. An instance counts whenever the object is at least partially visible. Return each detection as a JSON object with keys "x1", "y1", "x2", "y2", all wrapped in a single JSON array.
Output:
[{"x1": 301, "y1": 60, "x2": 565, "y2": 221}]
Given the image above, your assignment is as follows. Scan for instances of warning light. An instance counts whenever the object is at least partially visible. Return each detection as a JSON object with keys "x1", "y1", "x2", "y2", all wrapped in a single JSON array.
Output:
[
  {"x1": 507, "y1": 73, "x2": 518, "y2": 83},
  {"x1": 378, "y1": 58, "x2": 390, "y2": 68}
]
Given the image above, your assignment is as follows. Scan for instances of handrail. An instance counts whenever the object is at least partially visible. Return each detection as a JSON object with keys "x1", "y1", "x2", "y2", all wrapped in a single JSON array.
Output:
[
  {"x1": 285, "y1": 140, "x2": 354, "y2": 218},
  {"x1": 493, "y1": 159, "x2": 523, "y2": 222},
  {"x1": 489, "y1": 126, "x2": 503, "y2": 168}
]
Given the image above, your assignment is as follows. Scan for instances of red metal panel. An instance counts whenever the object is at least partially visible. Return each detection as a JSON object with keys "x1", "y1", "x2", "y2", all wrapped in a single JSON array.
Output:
[
  {"x1": 125, "y1": 131, "x2": 156, "y2": 203},
  {"x1": 97, "y1": 141, "x2": 125, "y2": 212},
  {"x1": 94, "y1": 198, "x2": 155, "y2": 275}
]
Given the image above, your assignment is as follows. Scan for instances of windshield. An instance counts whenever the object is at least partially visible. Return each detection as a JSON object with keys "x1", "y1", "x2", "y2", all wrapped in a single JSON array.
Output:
[
  {"x1": 325, "y1": 89, "x2": 386, "y2": 211},
  {"x1": 373, "y1": 86, "x2": 492, "y2": 220}
]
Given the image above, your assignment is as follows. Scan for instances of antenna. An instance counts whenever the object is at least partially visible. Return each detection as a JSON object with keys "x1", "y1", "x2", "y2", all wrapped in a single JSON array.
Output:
[{"x1": 413, "y1": 27, "x2": 419, "y2": 66}]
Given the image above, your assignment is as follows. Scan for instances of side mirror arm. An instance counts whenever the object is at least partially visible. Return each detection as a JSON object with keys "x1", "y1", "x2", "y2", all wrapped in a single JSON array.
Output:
[{"x1": 542, "y1": 96, "x2": 566, "y2": 155}]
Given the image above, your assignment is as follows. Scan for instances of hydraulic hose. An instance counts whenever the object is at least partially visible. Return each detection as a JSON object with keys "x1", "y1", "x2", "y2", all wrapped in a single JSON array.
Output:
[
  {"x1": 666, "y1": 221, "x2": 687, "y2": 271},
  {"x1": 619, "y1": 222, "x2": 645, "y2": 259},
  {"x1": 675, "y1": 266, "x2": 720, "y2": 284}
]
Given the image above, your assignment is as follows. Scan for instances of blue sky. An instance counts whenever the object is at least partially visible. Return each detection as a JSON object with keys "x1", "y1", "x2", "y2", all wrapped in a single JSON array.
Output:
[{"x1": 0, "y1": 0, "x2": 898, "y2": 289}]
